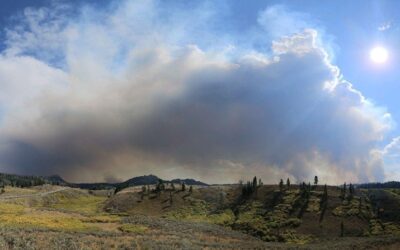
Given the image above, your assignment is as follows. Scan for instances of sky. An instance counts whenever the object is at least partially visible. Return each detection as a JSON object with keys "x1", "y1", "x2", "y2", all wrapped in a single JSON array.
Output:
[{"x1": 0, "y1": 0, "x2": 399, "y2": 184}]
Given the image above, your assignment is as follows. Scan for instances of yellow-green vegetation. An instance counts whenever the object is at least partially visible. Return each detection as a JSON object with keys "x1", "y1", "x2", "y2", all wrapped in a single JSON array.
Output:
[
  {"x1": 332, "y1": 197, "x2": 373, "y2": 218},
  {"x1": 0, "y1": 188, "x2": 120, "y2": 233},
  {"x1": 81, "y1": 214, "x2": 121, "y2": 223},
  {"x1": 281, "y1": 230, "x2": 313, "y2": 244},
  {"x1": 3, "y1": 186, "x2": 38, "y2": 195},
  {"x1": 368, "y1": 219, "x2": 400, "y2": 236},
  {"x1": 165, "y1": 198, "x2": 235, "y2": 226},
  {"x1": 234, "y1": 190, "x2": 307, "y2": 243},
  {"x1": 46, "y1": 192, "x2": 107, "y2": 215},
  {"x1": 236, "y1": 201, "x2": 273, "y2": 241},
  {"x1": 387, "y1": 189, "x2": 400, "y2": 200},
  {"x1": 0, "y1": 211, "x2": 96, "y2": 231},
  {"x1": 0, "y1": 203, "x2": 25, "y2": 214},
  {"x1": 118, "y1": 224, "x2": 148, "y2": 233},
  {"x1": 306, "y1": 191, "x2": 322, "y2": 212}
]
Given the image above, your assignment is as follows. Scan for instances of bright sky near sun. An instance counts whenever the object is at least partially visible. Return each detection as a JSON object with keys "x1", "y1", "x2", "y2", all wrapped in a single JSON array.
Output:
[
  {"x1": 0, "y1": 0, "x2": 399, "y2": 183},
  {"x1": 370, "y1": 46, "x2": 389, "y2": 64}
]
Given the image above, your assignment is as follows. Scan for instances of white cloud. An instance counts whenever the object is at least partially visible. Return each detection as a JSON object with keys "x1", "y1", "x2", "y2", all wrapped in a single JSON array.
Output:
[
  {"x1": 258, "y1": 5, "x2": 312, "y2": 38},
  {"x1": 382, "y1": 137, "x2": 400, "y2": 181},
  {"x1": 378, "y1": 22, "x2": 391, "y2": 31},
  {"x1": 0, "y1": 1, "x2": 393, "y2": 184}
]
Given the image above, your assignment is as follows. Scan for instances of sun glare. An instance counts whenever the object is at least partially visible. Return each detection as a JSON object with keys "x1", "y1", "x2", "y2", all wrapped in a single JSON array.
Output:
[{"x1": 370, "y1": 46, "x2": 389, "y2": 64}]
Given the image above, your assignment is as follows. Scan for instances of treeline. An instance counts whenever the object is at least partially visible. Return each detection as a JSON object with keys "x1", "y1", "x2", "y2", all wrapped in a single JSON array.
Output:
[
  {"x1": 0, "y1": 173, "x2": 46, "y2": 188},
  {"x1": 74, "y1": 183, "x2": 116, "y2": 190},
  {"x1": 0, "y1": 173, "x2": 69, "y2": 188},
  {"x1": 357, "y1": 181, "x2": 400, "y2": 189}
]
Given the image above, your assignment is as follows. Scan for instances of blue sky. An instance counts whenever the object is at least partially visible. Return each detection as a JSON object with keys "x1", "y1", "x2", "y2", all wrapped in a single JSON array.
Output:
[{"x1": 0, "y1": 0, "x2": 398, "y2": 183}]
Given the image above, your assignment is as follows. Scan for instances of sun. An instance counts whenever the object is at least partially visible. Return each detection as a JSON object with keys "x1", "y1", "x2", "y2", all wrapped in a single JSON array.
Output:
[{"x1": 370, "y1": 46, "x2": 389, "y2": 64}]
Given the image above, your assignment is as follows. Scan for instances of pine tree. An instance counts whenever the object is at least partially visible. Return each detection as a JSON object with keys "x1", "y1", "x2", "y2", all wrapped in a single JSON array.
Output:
[
  {"x1": 252, "y1": 176, "x2": 257, "y2": 191},
  {"x1": 279, "y1": 179, "x2": 284, "y2": 191},
  {"x1": 181, "y1": 182, "x2": 186, "y2": 191},
  {"x1": 341, "y1": 182, "x2": 347, "y2": 200},
  {"x1": 189, "y1": 185, "x2": 193, "y2": 194},
  {"x1": 319, "y1": 184, "x2": 328, "y2": 222},
  {"x1": 348, "y1": 183, "x2": 354, "y2": 200},
  {"x1": 314, "y1": 176, "x2": 318, "y2": 186},
  {"x1": 349, "y1": 183, "x2": 354, "y2": 194},
  {"x1": 286, "y1": 178, "x2": 291, "y2": 189}
]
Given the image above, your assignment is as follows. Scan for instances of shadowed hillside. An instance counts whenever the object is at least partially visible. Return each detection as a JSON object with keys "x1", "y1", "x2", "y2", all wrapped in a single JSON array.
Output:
[{"x1": 104, "y1": 179, "x2": 400, "y2": 246}]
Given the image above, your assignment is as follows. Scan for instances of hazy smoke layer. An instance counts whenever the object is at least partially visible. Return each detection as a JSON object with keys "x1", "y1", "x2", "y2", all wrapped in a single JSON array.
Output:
[{"x1": 0, "y1": 1, "x2": 392, "y2": 183}]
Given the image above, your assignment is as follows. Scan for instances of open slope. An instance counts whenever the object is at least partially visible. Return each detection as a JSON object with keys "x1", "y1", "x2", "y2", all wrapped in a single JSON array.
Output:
[
  {"x1": 0, "y1": 183, "x2": 400, "y2": 248},
  {"x1": 105, "y1": 183, "x2": 400, "y2": 246}
]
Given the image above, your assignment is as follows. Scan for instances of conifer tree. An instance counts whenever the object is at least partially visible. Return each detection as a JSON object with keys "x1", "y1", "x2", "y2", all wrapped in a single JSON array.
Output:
[
  {"x1": 252, "y1": 176, "x2": 257, "y2": 190},
  {"x1": 279, "y1": 179, "x2": 284, "y2": 191},
  {"x1": 314, "y1": 176, "x2": 318, "y2": 185}
]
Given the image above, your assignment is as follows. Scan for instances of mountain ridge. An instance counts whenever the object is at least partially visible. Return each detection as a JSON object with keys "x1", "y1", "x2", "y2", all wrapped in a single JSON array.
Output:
[{"x1": 0, "y1": 172, "x2": 209, "y2": 190}]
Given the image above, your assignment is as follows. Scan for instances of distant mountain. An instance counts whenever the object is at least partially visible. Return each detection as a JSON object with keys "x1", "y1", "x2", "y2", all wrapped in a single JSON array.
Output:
[
  {"x1": 71, "y1": 175, "x2": 161, "y2": 190},
  {"x1": 0, "y1": 171, "x2": 209, "y2": 191},
  {"x1": 112, "y1": 174, "x2": 160, "y2": 193},
  {"x1": 43, "y1": 175, "x2": 68, "y2": 185},
  {"x1": 170, "y1": 178, "x2": 208, "y2": 186},
  {"x1": 122, "y1": 174, "x2": 161, "y2": 186},
  {"x1": 113, "y1": 175, "x2": 209, "y2": 193}
]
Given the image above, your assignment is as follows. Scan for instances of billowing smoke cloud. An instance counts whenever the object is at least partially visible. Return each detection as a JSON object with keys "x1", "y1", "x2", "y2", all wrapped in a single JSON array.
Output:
[
  {"x1": 382, "y1": 137, "x2": 400, "y2": 181},
  {"x1": 0, "y1": 1, "x2": 393, "y2": 183}
]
